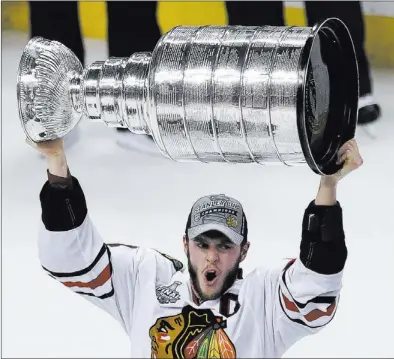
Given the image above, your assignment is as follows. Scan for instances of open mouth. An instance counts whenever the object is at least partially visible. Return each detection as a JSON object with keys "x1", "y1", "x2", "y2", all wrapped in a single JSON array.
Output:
[{"x1": 204, "y1": 270, "x2": 218, "y2": 284}]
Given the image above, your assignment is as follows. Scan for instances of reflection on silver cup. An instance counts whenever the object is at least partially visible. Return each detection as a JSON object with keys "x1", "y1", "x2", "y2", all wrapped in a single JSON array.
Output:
[
  {"x1": 17, "y1": 37, "x2": 84, "y2": 141},
  {"x1": 16, "y1": 18, "x2": 358, "y2": 175}
]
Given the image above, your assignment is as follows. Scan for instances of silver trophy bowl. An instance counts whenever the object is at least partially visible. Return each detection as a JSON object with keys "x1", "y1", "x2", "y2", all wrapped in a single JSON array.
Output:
[{"x1": 17, "y1": 18, "x2": 358, "y2": 175}]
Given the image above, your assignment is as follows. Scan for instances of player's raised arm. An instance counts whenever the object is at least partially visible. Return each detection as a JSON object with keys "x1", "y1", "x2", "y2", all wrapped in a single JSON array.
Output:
[
  {"x1": 270, "y1": 139, "x2": 364, "y2": 352},
  {"x1": 28, "y1": 138, "x2": 183, "y2": 335},
  {"x1": 237, "y1": 139, "x2": 363, "y2": 356}
]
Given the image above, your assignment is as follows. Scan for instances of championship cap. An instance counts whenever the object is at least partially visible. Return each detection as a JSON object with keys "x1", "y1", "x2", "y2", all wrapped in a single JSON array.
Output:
[{"x1": 185, "y1": 194, "x2": 247, "y2": 245}]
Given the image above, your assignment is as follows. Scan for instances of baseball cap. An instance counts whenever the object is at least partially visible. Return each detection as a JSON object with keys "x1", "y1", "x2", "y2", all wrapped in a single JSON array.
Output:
[{"x1": 185, "y1": 194, "x2": 248, "y2": 246}]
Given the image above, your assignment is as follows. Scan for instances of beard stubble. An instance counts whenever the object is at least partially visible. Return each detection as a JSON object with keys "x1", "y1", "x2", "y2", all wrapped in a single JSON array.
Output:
[{"x1": 186, "y1": 248, "x2": 241, "y2": 303}]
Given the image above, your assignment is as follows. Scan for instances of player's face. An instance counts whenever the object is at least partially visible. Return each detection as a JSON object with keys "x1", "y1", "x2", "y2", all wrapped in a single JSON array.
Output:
[{"x1": 184, "y1": 233, "x2": 246, "y2": 302}]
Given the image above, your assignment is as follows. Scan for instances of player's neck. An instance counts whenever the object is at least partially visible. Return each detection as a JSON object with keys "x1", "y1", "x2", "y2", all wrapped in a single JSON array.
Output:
[{"x1": 190, "y1": 281, "x2": 204, "y2": 305}]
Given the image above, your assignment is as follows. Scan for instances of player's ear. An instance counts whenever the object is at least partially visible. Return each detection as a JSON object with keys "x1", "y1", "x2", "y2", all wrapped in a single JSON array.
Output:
[
  {"x1": 240, "y1": 242, "x2": 250, "y2": 262},
  {"x1": 183, "y1": 235, "x2": 188, "y2": 254}
]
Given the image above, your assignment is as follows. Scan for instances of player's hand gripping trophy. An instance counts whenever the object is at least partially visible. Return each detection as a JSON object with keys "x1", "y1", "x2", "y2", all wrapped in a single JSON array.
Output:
[{"x1": 18, "y1": 18, "x2": 359, "y2": 175}]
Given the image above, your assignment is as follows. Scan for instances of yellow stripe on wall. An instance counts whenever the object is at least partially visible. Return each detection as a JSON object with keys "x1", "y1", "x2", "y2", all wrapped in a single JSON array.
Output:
[
  {"x1": 78, "y1": 1, "x2": 108, "y2": 40},
  {"x1": 284, "y1": 6, "x2": 306, "y2": 27},
  {"x1": 2, "y1": 1, "x2": 394, "y2": 67},
  {"x1": 157, "y1": 1, "x2": 228, "y2": 33},
  {"x1": 1, "y1": 2, "x2": 30, "y2": 31},
  {"x1": 78, "y1": 1, "x2": 229, "y2": 42},
  {"x1": 364, "y1": 15, "x2": 394, "y2": 67}
]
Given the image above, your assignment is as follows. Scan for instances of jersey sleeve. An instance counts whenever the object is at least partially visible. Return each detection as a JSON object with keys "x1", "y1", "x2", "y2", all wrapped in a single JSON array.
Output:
[
  {"x1": 273, "y1": 257, "x2": 342, "y2": 348},
  {"x1": 242, "y1": 258, "x2": 342, "y2": 357},
  {"x1": 241, "y1": 200, "x2": 346, "y2": 357},
  {"x1": 276, "y1": 258, "x2": 340, "y2": 330},
  {"x1": 37, "y1": 176, "x2": 183, "y2": 335}
]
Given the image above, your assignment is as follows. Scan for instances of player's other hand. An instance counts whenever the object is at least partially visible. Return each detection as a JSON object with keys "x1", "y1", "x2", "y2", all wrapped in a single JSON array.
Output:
[
  {"x1": 26, "y1": 137, "x2": 69, "y2": 177},
  {"x1": 324, "y1": 138, "x2": 363, "y2": 184},
  {"x1": 25, "y1": 137, "x2": 65, "y2": 158}
]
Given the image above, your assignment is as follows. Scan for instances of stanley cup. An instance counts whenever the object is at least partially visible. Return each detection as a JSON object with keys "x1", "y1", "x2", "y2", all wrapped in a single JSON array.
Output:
[{"x1": 16, "y1": 18, "x2": 358, "y2": 175}]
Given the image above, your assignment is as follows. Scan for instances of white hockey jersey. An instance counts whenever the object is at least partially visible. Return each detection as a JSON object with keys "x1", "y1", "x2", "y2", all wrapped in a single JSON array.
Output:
[{"x1": 38, "y1": 214, "x2": 342, "y2": 358}]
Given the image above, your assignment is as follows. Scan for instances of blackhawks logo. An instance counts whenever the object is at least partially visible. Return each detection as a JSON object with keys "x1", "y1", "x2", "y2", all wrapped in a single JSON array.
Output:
[
  {"x1": 149, "y1": 305, "x2": 236, "y2": 358},
  {"x1": 226, "y1": 215, "x2": 238, "y2": 228}
]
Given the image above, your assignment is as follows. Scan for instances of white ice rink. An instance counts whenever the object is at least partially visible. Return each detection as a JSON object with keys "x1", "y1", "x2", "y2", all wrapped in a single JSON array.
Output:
[{"x1": 2, "y1": 30, "x2": 394, "y2": 358}]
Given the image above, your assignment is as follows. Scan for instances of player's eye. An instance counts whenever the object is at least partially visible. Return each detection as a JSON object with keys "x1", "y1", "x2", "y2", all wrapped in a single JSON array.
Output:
[{"x1": 197, "y1": 242, "x2": 209, "y2": 249}]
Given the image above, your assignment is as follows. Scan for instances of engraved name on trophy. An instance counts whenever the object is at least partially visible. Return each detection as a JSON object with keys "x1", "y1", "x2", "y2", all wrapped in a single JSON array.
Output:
[{"x1": 17, "y1": 18, "x2": 358, "y2": 175}]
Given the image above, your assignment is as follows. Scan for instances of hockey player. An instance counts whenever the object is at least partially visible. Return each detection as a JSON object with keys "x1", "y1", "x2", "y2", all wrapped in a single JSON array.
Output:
[{"x1": 28, "y1": 136, "x2": 363, "y2": 358}]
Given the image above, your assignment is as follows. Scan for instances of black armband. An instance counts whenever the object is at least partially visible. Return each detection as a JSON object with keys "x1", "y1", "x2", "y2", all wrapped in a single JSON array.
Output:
[
  {"x1": 300, "y1": 200, "x2": 347, "y2": 275},
  {"x1": 40, "y1": 176, "x2": 87, "y2": 231}
]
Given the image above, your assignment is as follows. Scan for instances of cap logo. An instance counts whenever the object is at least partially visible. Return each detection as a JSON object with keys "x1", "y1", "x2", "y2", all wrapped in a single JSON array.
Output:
[{"x1": 226, "y1": 215, "x2": 238, "y2": 228}]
